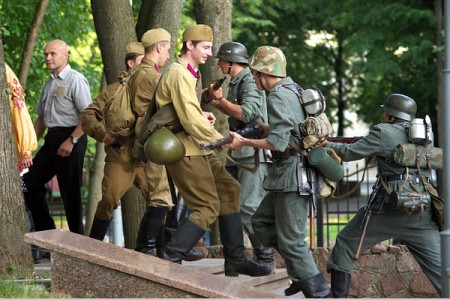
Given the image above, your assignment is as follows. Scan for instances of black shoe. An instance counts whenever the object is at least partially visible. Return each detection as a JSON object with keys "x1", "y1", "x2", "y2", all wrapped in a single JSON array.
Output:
[
  {"x1": 162, "y1": 220, "x2": 205, "y2": 264},
  {"x1": 219, "y1": 213, "x2": 272, "y2": 277},
  {"x1": 89, "y1": 217, "x2": 111, "y2": 241},
  {"x1": 331, "y1": 270, "x2": 351, "y2": 298},
  {"x1": 32, "y1": 245, "x2": 41, "y2": 264},
  {"x1": 248, "y1": 233, "x2": 276, "y2": 270},
  {"x1": 135, "y1": 207, "x2": 168, "y2": 256},
  {"x1": 285, "y1": 273, "x2": 331, "y2": 297},
  {"x1": 184, "y1": 248, "x2": 205, "y2": 261}
]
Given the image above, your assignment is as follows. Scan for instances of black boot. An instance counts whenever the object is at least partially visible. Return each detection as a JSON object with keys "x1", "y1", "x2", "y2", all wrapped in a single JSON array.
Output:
[
  {"x1": 155, "y1": 224, "x2": 166, "y2": 258},
  {"x1": 89, "y1": 217, "x2": 111, "y2": 241},
  {"x1": 161, "y1": 220, "x2": 205, "y2": 264},
  {"x1": 219, "y1": 213, "x2": 272, "y2": 277},
  {"x1": 248, "y1": 234, "x2": 276, "y2": 269},
  {"x1": 135, "y1": 207, "x2": 169, "y2": 256},
  {"x1": 26, "y1": 209, "x2": 41, "y2": 263},
  {"x1": 331, "y1": 270, "x2": 351, "y2": 298},
  {"x1": 285, "y1": 273, "x2": 331, "y2": 297}
]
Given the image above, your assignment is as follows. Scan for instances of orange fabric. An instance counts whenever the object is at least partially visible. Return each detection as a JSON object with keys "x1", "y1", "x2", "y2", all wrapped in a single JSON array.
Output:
[{"x1": 5, "y1": 63, "x2": 38, "y2": 172}]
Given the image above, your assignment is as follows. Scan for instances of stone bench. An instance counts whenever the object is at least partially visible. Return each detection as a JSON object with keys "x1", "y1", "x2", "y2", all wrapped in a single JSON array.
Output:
[{"x1": 24, "y1": 229, "x2": 277, "y2": 298}]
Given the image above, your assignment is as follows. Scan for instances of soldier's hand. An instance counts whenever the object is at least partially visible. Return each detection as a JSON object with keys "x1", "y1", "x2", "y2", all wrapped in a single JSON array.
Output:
[
  {"x1": 202, "y1": 111, "x2": 216, "y2": 125},
  {"x1": 316, "y1": 140, "x2": 329, "y2": 147},
  {"x1": 224, "y1": 131, "x2": 244, "y2": 151},
  {"x1": 102, "y1": 133, "x2": 115, "y2": 145},
  {"x1": 208, "y1": 84, "x2": 223, "y2": 100}
]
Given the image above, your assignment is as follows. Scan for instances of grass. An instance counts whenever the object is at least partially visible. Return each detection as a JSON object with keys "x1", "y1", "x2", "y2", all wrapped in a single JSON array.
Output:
[{"x1": 0, "y1": 278, "x2": 67, "y2": 298}]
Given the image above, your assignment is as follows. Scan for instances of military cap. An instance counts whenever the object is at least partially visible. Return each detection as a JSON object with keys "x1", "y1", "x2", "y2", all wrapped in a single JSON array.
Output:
[
  {"x1": 249, "y1": 46, "x2": 287, "y2": 78},
  {"x1": 126, "y1": 42, "x2": 144, "y2": 55},
  {"x1": 141, "y1": 28, "x2": 171, "y2": 48},
  {"x1": 182, "y1": 24, "x2": 213, "y2": 42}
]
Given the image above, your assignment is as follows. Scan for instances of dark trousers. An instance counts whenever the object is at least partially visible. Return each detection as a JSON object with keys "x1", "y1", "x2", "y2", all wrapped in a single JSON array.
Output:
[{"x1": 24, "y1": 127, "x2": 86, "y2": 234}]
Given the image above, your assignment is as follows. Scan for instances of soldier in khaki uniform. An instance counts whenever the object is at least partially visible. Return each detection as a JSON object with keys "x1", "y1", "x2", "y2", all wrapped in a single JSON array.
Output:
[
  {"x1": 225, "y1": 46, "x2": 331, "y2": 297},
  {"x1": 206, "y1": 42, "x2": 275, "y2": 268},
  {"x1": 82, "y1": 29, "x2": 173, "y2": 250},
  {"x1": 155, "y1": 24, "x2": 271, "y2": 277}
]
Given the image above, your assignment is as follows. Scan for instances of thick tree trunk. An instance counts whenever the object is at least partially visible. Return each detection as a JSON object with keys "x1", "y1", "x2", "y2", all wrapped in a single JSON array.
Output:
[
  {"x1": 18, "y1": 0, "x2": 49, "y2": 90},
  {"x1": 91, "y1": 0, "x2": 137, "y2": 85},
  {"x1": 0, "y1": 35, "x2": 33, "y2": 276},
  {"x1": 194, "y1": 0, "x2": 232, "y2": 245},
  {"x1": 136, "y1": 0, "x2": 183, "y2": 63}
]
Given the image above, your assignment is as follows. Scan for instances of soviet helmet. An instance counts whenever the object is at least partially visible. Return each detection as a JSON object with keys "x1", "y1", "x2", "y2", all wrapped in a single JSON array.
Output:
[
  {"x1": 248, "y1": 46, "x2": 286, "y2": 78},
  {"x1": 144, "y1": 128, "x2": 186, "y2": 165},
  {"x1": 380, "y1": 94, "x2": 417, "y2": 121},
  {"x1": 216, "y1": 42, "x2": 249, "y2": 64}
]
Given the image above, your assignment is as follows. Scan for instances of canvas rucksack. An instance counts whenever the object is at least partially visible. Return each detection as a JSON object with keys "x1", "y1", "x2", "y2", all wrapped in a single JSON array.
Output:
[{"x1": 103, "y1": 70, "x2": 146, "y2": 137}]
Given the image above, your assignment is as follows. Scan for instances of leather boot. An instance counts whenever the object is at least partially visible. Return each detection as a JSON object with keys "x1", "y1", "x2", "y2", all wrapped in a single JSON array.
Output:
[
  {"x1": 248, "y1": 234, "x2": 276, "y2": 269},
  {"x1": 26, "y1": 209, "x2": 42, "y2": 263},
  {"x1": 135, "y1": 207, "x2": 168, "y2": 256},
  {"x1": 155, "y1": 224, "x2": 166, "y2": 258},
  {"x1": 161, "y1": 220, "x2": 205, "y2": 264},
  {"x1": 219, "y1": 213, "x2": 272, "y2": 277},
  {"x1": 331, "y1": 270, "x2": 351, "y2": 298},
  {"x1": 89, "y1": 217, "x2": 111, "y2": 241},
  {"x1": 285, "y1": 273, "x2": 331, "y2": 297}
]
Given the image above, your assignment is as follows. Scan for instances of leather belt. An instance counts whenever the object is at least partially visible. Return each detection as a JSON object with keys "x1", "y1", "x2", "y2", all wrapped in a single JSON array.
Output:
[
  {"x1": 383, "y1": 174, "x2": 429, "y2": 183},
  {"x1": 271, "y1": 148, "x2": 302, "y2": 162}
]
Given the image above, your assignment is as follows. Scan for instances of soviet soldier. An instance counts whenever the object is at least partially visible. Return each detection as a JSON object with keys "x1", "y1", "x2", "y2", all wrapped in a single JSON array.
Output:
[
  {"x1": 225, "y1": 46, "x2": 331, "y2": 297},
  {"x1": 83, "y1": 29, "x2": 173, "y2": 254},
  {"x1": 205, "y1": 42, "x2": 275, "y2": 269},
  {"x1": 320, "y1": 94, "x2": 441, "y2": 297},
  {"x1": 154, "y1": 24, "x2": 271, "y2": 277}
]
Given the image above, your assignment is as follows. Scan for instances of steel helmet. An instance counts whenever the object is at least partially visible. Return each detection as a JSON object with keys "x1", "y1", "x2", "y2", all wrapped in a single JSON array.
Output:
[
  {"x1": 248, "y1": 46, "x2": 286, "y2": 78},
  {"x1": 216, "y1": 42, "x2": 249, "y2": 64},
  {"x1": 144, "y1": 128, "x2": 186, "y2": 165},
  {"x1": 380, "y1": 94, "x2": 417, "y2": 121}
]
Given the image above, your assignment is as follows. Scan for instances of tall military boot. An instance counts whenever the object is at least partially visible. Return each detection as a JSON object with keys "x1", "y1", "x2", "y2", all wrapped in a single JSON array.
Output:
[
  {"x1": 331, "y1": 270, "x2": 351, "y2": 298},
  {"x1": 219, "y1": 213, "x2": 272, "y2": 277},
  {"x1": 284, "y1": 273, "x2": 331, "y2": 297},
  {"x1": 135, "y1": 207, "x2": 169, "y2": 256},
  {"x1": 89, "y1": 217, "x2": 111, "y2": 241},
  {"x1": 248, "y1": 234, "x2": 276, "y2": 270},
  {"x1": 161, "y1": 220, "x2": 205, "y2": 264}
]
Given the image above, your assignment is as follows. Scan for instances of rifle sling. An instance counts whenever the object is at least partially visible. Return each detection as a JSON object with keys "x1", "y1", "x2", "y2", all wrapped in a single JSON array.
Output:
[{"x1": 217, "y1": 148, "x2": 260, "y2": 174}]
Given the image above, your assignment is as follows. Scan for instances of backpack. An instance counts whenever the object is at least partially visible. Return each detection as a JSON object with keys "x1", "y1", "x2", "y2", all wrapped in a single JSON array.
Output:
[{"x1": 103, "y1": 70, "x2": 146, "y2": 137}]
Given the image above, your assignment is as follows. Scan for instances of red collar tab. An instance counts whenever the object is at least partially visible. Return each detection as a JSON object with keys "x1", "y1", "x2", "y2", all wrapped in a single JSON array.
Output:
[
  {"x1": 154, "y1": 64, "x2": 160, "y2": 73},
  {"x1": 187, "y1": 64, "x2": 198, "y2": 78}
]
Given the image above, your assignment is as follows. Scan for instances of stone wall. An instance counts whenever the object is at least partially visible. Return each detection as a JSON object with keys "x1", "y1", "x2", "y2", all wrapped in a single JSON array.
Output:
[{"x1": 204, "y1": 243, "x2": 439, "y2": 298}]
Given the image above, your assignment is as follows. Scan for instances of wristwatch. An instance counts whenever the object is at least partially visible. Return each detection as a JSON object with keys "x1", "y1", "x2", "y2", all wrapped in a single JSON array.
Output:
[
  {"x1": 215, "y1": 97, "x2": 223, "y2": 106},
  {"x1": 70, "y1": 135, "x2": 79, "y2": 144}
]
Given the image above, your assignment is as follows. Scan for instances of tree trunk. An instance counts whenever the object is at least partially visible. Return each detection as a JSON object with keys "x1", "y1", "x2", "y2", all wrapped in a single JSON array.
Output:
[
  {"x1": 18, "y1": 0, "x2": 49, "y2": 90},
  {"x1": 194, "y1": 0, "x2": 232, "y2": 245},
  {"x1": 136, "y1": 0, "x2": 183, "y2": 61},
  {"x1": 0, "y1": 35, "x2": 33, "y2": 276},
  {"x1": 85, "y1": 141, "x2": 106, "y2": 235},
  {"x1": 120, "y1": 185, "x2": 146, "y2": 249},
  {"x1": 91, "y1": 0, "x2": 137, "y2": 85}
]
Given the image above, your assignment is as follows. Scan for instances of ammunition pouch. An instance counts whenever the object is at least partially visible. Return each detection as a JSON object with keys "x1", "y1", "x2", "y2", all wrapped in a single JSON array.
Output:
[
  {"x1": 271, "y1": 148, "x2": 301, "y2": 162},
  {"x1": 387, "y1": 191, "x2": 431, "y2": 212}
]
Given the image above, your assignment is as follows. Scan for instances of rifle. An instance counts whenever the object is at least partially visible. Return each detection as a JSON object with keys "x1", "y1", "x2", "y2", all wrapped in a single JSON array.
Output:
[
  {"x1": 307, "y1": 167, "x2": 319, "y2": 250},
  {"x1": 201, "y1": 76, "x2": 227, "y2": 104},
  {"x1": 327, "y1": 136, "x2": 363, "y2": 144},
  {"x1": 200, "y1": 121, "x2": 270, "y2": 150},
  {"x1": 354, "y1": 176, "x2": 385, "y2": 259}
]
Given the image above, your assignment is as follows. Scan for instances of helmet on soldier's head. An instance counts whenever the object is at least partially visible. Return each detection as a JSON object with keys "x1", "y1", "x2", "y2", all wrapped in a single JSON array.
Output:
[
  {"x1": 216, "y1": 42, "x2": 249, "y2": 64},
  {"x1": 248, "y1": 46, "x2": 286, "y2": 78},
  {"x1": 380, "y1": 94, "x2": 417, "y2": 121},
  {"x1": 144, "y1": 128, "x2": 186, "y2": 165}
]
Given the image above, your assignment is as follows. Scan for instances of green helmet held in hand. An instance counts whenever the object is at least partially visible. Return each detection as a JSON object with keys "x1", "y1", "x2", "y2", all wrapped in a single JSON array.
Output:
[
  {"x1": 249, "y1": 46, "x2": 286, "y2": 78},
  {"x1": 144, "y1": 128, "x2": 186, "y2": 165},
  {"x1": 216, "y1": 42, "x2": 249, "y2": 64},
  {"x1": 380, "y1": 94, "x2": 417, "y2": 121}
]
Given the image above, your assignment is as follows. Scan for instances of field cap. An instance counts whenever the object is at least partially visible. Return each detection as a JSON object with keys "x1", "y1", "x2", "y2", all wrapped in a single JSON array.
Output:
[
  {"x1": 126, "y1": 42, "x2": 144, "y2": 55},
  {"x1": 182, "y1": 24, "x2": 213, "y2": 42},
  {"x1": 142, "y1": 28, "x2": 171, "y2": 48}
]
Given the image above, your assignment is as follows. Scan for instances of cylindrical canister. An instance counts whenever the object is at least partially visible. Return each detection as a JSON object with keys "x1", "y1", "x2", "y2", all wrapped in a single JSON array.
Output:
[
  {"x1": 409, "y1": 118, "x2": 426, "y2": 144},
  {"x1": 308, "y1": 147, "x2": 344, "y2": 182}
]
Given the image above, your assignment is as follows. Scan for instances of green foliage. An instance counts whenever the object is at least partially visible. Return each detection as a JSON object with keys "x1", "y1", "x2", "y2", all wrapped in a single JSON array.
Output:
[{"x1": 0, "y1": 278, "x2": 67, "y2": 298}]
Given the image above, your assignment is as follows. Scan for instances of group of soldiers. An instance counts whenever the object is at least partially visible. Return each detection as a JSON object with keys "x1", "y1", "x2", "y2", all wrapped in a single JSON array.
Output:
[{"x1": 81, "y1": 24, "x2": 442, "y2": 298}]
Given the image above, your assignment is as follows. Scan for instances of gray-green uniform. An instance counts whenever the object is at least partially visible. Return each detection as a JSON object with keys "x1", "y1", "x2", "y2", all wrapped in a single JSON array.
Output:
[
  {"x1": 225, "y1": 67, "x2": 269, "y2": 236},
  {"x1": 252, "y1": 76, "x2": 322, "y2": 282},
  {"x1": 326, "y1": 120, "x2": 441, "y2": 294}
]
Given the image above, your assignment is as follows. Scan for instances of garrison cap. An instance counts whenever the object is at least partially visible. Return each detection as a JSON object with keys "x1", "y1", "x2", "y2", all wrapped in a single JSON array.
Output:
[
  {"x1": 249, "y1": 46, "x2": 287, "y2": 78},
  {"x1": 126, "y1": 42, "x2": 144, "y2": 55},
  {"x1": 182, "y1": 24, "x2": 213, "y2": 42},
  {"x1": 141, "y1": 28, "x2": 171, "y2": 48}
]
